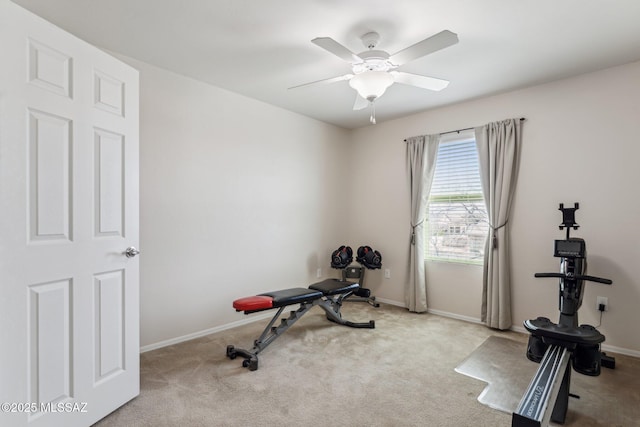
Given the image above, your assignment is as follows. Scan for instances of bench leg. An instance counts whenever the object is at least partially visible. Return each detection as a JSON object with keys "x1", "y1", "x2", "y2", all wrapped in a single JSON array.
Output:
[
  {"x1": 317, "y1": 298, "x2": 375, "y2": 329},
  {"x1": 226, "y1": 302, "x2": 315, "y2": 370}
]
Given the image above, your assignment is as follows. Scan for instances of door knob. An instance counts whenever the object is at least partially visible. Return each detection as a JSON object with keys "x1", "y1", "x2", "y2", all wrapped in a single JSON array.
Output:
[{"x1": 125, "y1": 247, "x2": 140, "y2": 258}]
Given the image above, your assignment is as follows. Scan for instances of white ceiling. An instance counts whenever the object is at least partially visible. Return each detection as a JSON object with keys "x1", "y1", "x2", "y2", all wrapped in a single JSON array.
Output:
[{"x1": 13, "y1": 0, "x2": 640, "y2": 129}]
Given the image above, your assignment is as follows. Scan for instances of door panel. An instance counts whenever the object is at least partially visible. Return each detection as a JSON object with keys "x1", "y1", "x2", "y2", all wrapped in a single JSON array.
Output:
[
  {"x1": 28, "y1": 109, "x2": 73, "y2": 242},
  {"x1": 94, "y1": 70, "x2": 125, "y2": 116},
  {"x1": 94, "y1": 128, "x2": 125, "y2": 237},
  {"x1": 94, "y1": 269, "x2": 125, "y2": 383},
  {"x1": 1, "y1": 1, "x2": 139, "y2": 426},
  {"x1": 28, "y1": 279, "x2": 73, "y2": 405},
  {"x1": 28, "y1": 38, "x2": 73, "y2": 98}
]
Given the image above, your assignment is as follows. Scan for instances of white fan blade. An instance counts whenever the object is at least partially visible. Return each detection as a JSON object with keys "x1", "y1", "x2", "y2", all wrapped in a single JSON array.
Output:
[
  {"x1": 288, "y1": 74, "x2": 353, "y2": 90},
  {"x1": 391, "y1": 71, "x2": 449, "y2": 91},
  {"x1": 312, "y1": 37, "x2": 363, "y2": 63},
  {"x1": 353, "y1": 94, "x2": 369, "y2": 110},
  {"x1": 389, "y1": 30, "x2": 458, "y2": 66}
]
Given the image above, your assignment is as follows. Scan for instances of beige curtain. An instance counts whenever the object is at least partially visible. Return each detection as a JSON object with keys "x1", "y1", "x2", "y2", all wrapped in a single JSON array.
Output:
[
  {"x1": 406, "y1": 135, "x2": 439, "y2": 312},
  {"x1": 474, "y1": 118, "x2": 522, "y2": 329}
]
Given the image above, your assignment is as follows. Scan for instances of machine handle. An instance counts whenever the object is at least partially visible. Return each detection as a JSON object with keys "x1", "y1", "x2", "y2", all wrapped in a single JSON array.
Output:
[
  {"x1": 534, "y1": 272, "x2": 563, "y2": 278},
  {"x1": 534, "y1": 272, "x2": 612, "y2": 285},
  {"x1": 575, "y1": 274, "x2": 612, "y2": 285}
]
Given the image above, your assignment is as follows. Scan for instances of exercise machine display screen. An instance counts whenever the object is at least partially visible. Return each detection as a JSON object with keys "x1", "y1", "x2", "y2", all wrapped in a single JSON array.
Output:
[{"x1": 554, "y1": 239, "x2": 585, "y2": 258}]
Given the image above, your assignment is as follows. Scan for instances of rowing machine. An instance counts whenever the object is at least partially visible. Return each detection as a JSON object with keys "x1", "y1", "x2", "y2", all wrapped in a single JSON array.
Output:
[{"x1": 512, "y1": 203, "x2": 614, "y2": 426}]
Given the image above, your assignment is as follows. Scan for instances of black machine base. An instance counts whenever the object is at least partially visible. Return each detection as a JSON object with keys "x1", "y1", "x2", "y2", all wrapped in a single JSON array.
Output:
[
  {"x1": 524, "y1": 317, "x2": 605, "y2": 347},
  {"x1": 601, "y1": 353, "x2": 616, "y2": 369}
]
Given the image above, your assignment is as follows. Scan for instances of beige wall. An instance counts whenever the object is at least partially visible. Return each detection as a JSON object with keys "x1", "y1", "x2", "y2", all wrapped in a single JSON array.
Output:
[
  {"x1": 349, "y1": 60, "x2": 640, "y2": 354},
  {"x1": 118, "y1": 56, "x2": 352, "y2": 349}
]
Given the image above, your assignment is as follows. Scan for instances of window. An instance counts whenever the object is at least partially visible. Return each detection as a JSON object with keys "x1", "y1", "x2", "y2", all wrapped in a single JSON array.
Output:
[{"x1": 425, "y1": 131, "x2": 489, "y2": 264}]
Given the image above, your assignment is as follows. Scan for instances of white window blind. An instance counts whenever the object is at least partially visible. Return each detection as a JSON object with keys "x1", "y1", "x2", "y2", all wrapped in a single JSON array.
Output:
[{"x1": 425, "y1": 133, "x2": 489, "y2": 263}]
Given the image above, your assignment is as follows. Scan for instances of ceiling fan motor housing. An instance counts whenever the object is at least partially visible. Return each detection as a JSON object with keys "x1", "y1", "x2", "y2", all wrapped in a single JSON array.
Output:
[
  {"x1": 361, "y1": 31, "x2": 380, "y2": 49},
  {"x1": 353, "y1": 50, "x2": 394, "y2": 73}
]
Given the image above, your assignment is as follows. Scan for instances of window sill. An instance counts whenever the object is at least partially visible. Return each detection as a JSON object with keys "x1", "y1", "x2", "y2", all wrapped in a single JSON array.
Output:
[{"x1": 425, "y1": 258, "x2": 484, "y2": 266}]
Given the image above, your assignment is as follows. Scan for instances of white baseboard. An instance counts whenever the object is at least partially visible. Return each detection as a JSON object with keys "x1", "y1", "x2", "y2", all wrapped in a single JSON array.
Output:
[
  {"x1": 375, "y1": 297, "x2": 484, "y2": 325},
  {"x1": 140, "y1": 311, "x2": 274, "y2": 353},
  {"x1": 599, "y1": 343, "x2": 640, "y2": 358},
  {"x1": 427, "y1": 308, "x2": 483, "y2": 325},
  {"x1": 373, "y1": 297, "x2": 405, "y2": 307}
]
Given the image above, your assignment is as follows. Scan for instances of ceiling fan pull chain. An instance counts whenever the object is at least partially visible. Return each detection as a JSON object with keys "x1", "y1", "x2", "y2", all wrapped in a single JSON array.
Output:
[{"x1": 370, "y1": 101, "x2": 377, "y2": 124}]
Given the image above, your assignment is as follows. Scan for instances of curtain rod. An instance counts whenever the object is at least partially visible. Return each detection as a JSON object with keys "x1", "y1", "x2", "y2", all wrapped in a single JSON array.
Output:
[{"x1": 404, "y1": 117, "x2": 526, "y2": 142}]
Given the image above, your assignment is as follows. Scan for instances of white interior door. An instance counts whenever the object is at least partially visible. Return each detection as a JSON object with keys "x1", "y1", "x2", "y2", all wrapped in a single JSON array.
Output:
[{"x1": 0, "y1": 1, "x2": 140, "y2": 426}]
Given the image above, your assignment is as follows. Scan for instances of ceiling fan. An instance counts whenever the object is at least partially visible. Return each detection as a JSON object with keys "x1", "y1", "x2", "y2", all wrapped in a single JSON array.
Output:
[{"x1": 290, "y1": 30, "x2": 458, "y2": 124}]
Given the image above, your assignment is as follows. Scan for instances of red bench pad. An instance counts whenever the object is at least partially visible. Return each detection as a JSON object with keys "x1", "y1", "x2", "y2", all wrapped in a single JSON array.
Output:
[
  {"x1": 233, "y1": 295, "x2": 273, "y2": 312},
  {"x1": 233, "y1": 288, "x2": 323, "y2": 313}
]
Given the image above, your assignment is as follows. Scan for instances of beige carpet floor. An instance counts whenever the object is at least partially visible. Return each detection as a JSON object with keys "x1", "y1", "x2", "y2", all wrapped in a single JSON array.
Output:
[{"x1": 93, "y1": 303, "x2": 639, "y2": 427}]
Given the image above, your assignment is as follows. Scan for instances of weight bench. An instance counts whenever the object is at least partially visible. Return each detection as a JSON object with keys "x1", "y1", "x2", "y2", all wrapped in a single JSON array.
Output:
[{"x1": 226, "y1": 278, "x2": 375, "y2": 371}]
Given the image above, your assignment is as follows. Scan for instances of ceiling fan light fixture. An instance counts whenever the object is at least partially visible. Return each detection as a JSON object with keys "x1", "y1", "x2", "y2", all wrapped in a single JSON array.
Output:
[{"x1": 349, "y1": 71, "x2": 394, "y2": 102}]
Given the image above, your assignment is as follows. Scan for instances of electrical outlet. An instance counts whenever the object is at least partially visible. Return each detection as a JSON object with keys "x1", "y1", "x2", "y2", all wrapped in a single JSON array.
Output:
[
  {"x1": 384, "y1": 268, "x2": 391, "y2": 279},
  {"x1": 316, "y1": 268, "x2": 322, "y2": 278},
  {"x1": 596, "y1": 296, "x2": 608, "y2": 311}
]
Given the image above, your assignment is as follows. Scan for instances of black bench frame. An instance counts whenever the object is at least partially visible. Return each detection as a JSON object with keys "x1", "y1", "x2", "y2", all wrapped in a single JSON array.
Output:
[{"x1": 226, "y1": 279, "x2": 375, "y2": 371}]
